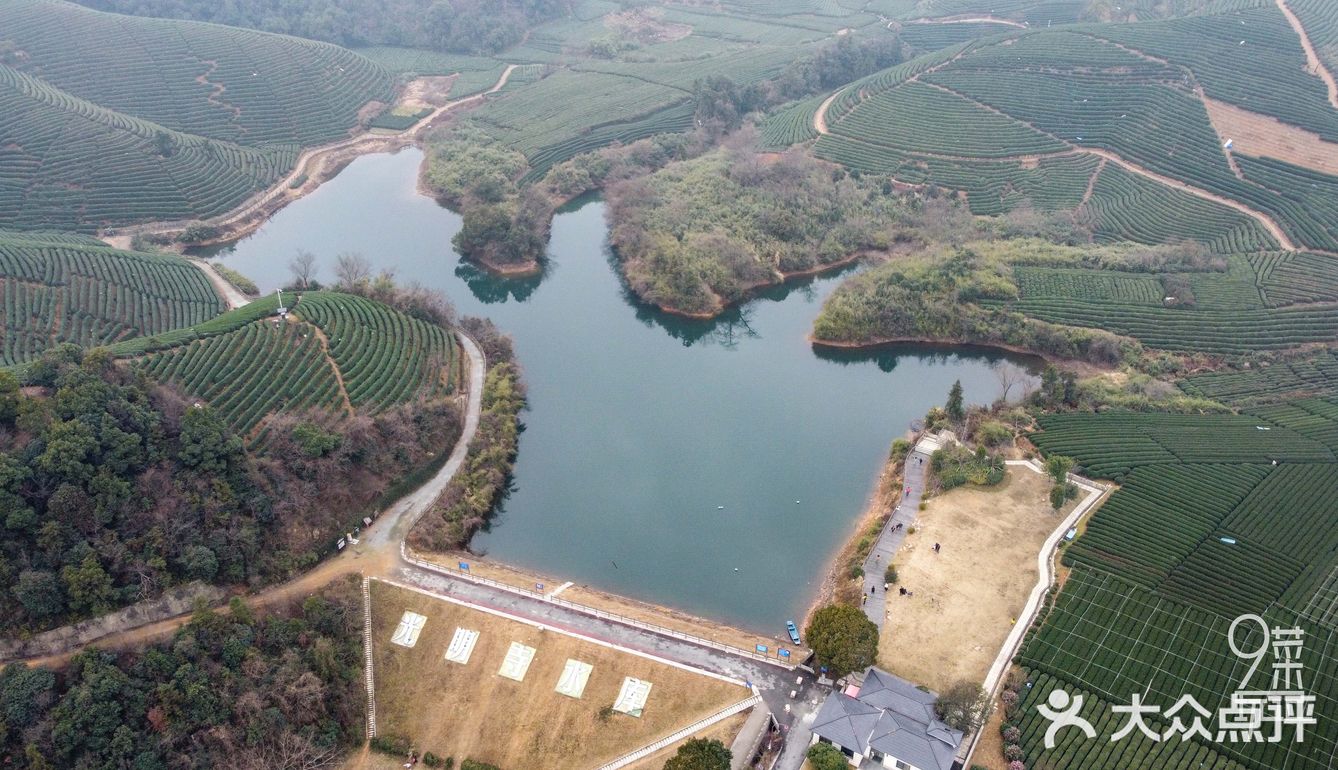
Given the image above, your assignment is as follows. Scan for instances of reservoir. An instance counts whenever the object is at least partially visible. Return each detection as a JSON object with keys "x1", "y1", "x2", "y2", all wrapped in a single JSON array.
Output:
[{"x1": 207, "y1": 148, "x2": 1041, "y2": 630}]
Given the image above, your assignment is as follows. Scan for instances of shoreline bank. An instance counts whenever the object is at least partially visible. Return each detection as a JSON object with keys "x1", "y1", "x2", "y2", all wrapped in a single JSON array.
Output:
[
  {"x1": 100, "y1": 67, "x2": 518, "y2": 253},
  {"x1": 801, "y1": 432, "x2": 913, "y2": 630},
  {"x1": 812, "y1": 334, "x2": 1065, "y2": 367},
  {"x1": 625, "y1": 250, "x2": 872, "y2": 321}
]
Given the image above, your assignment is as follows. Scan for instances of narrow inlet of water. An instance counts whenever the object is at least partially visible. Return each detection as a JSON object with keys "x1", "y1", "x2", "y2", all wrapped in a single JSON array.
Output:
[{"x1": 205, "y1": 148, "x2": 1041, "y2": 631}]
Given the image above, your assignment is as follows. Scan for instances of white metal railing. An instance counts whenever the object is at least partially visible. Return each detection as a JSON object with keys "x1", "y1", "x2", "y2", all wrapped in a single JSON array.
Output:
[
  {"x1": 362, "y1": 576, "x2": 377, "y2": 738},
  {"x1": 401, "y1": 545, "x2": 799, "y2": 670},
  {"x1": 596, "y1": 695, "x2": 763, "y2": 770}
]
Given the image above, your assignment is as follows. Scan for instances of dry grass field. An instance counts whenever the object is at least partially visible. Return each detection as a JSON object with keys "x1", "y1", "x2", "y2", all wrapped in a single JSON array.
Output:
[
  {"x1": 876, "y1": 466, "x2": 1077, "y2": 692},
  {"x1": 1205, "y1": 97, "x2": 1338, "y2": 176},
  {"x1": 366, "y1": 580, "x2": 750, "y2": 770}
]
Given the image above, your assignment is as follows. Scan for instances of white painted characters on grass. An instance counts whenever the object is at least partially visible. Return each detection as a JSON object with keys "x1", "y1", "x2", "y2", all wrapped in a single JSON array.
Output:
[{"x1": 1035, "y1": 613, "x2": 1317, "y2": 750}]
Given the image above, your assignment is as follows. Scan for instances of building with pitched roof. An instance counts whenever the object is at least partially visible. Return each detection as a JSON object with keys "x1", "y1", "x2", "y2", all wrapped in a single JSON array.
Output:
[{"x1": 808, "y1": 668, "x2": 964, "y2": 770}]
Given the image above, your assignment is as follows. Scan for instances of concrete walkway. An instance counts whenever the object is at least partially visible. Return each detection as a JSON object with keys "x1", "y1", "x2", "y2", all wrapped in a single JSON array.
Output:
[
  {"x1": 860, "y1": 447, "x2": 932, "y2": 628},
  {"x1": 730, "y1": 701, "x2": 773, "y2": 770}
]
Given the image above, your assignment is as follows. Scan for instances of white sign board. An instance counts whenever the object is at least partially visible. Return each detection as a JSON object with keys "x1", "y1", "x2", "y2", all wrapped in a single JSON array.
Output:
[
  {"x1": 391, "y1": 611, "x2": 427, "y2": 648},
  {"x1": 555, "y1": 659, "x2": 593, "y2": 698},
  {"x1": 612, "y1": 677, "x2": 653, "y2": 717},
  {"x1": 445, "y1": 628, "x2": 480, "y2": 665},
  {"x1": 498, "y1": 641, "x2": 537, "y2": 681}
]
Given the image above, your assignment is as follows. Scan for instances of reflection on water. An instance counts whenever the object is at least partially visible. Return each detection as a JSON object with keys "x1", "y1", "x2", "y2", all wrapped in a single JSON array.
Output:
[
  {"x1": 204, "y1": 148, "x2": 1042, "y2": 630},
  {"x1": 454, "y1": 260, "x2": 544, "y2": 304}
]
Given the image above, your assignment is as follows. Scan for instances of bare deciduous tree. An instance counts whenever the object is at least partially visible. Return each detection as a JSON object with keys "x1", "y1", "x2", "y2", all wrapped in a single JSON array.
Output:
[
  {"x1": 288, "y1": 251, "x2": 317, "y2": 289},
  {"x1": 994, "y1": 362, "x2": 1031, "y2": 404},
  {"x1": 334, "y1": 252, "x2": 371, "y2": 289}
]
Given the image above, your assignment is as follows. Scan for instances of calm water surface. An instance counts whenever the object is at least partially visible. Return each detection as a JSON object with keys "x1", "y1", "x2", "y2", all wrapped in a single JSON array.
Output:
[{"x1": 207, "y1": 148, "x2": 1040, "y2": 631}]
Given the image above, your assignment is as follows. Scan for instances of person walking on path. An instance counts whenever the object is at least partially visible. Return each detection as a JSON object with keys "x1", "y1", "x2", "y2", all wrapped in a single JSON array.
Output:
[{"x1": 933, "y1": 542, "x2": 941, "y2": 554}]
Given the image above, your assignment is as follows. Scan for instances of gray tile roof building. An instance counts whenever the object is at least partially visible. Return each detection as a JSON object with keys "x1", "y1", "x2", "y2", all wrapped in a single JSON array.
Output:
[{"x1": 809, "y1": 668, "x2": 964, "y2": 770}]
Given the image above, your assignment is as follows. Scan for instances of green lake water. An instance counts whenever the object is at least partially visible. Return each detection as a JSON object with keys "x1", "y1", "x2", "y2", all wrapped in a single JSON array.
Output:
[{"x1": 206, "y1": 148, "x2": 1041, "y2": 632}]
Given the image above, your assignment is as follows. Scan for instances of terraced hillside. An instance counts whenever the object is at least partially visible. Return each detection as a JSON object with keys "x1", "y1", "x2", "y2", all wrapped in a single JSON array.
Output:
[
  {"x1": 815, "y1": 239, "x2": 1338, "y2": 363},
  {"x1": 0, "y1": 231, "x2": 224, "y2": 366},
  {"x1": 461, "y1": 0, "x2": 897, "y2": 179},
  {"x1": 802, "y1": 6, "x2": 1338, "y2": 253},
  {"x1": 0, "y1": 0, "x2": 393, "y2": 146},
  {"x1": 136, "y1": 291, "x2": 460, "y2": 445},
  {"x1": 999, "y1": 252, "x2": 1338, "y2": 356},
  {"x1": 0, "y1": 0, "x2": 394, "y2": 231},
  {"x1": 1020, "y1": 401, "x2": 1338, "y2": 770},
  {"x1": 0, "y1": 290, "x2": 466, "y2": 634}
]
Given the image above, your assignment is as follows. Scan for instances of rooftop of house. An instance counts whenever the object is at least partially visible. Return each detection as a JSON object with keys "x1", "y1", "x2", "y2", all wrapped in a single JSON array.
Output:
[{"x1": 810, "y1": 668, "x2": 964, "y2": 770}]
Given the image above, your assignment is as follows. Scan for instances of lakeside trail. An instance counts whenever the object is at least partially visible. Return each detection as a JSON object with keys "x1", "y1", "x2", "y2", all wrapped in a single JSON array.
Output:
[
  {"x1": 1276, "y1": 0, "x2": 1338, "y2": 111},
  {"x1": 103, "y1": 65, "x2": 518, "y2": 249}
]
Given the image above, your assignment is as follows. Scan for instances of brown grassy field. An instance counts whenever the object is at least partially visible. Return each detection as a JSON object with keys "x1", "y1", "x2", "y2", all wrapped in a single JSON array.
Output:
[
  {"x1": 1204, "y1": 97, "x2": 1338, "y2": 176},
  {"x1": 876, "y1": 466, "x2": 1076, "y2": 693},
  {"x1": 367, "y1": 580, "x2": 750, "y2": 770}
]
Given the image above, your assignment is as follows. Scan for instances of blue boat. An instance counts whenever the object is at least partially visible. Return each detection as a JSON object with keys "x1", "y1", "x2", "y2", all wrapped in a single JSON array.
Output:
[{"x1": 786, "y1": 620, "x2": 801, "y2": 645}]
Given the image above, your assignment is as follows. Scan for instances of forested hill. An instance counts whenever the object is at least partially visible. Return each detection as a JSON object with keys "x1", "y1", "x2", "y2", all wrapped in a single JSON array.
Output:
[
  {"x1": 70, "y1": 0, "x2": 574, "y2": 54},
  {"x1": 0, "y1": 289, "x2": 463, "y2": 635},
  {"x1": 0, "y1": 580, "x2": 366, "y2": 768},
  {"x1": 0, "y1": 0, "x2": 394, "y2": 232}
]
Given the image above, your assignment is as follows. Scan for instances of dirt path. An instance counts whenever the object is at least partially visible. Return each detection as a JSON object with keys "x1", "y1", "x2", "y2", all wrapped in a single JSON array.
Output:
[
  {"x1": 904, "y1": 15, "x2": 1027, "y2": 29},
  {"x1": 922, "y1": 78, "x2": 1306, "y2": 250},
  {"x1": 1082, "y1": 147, "x2": 1299, "y2": 250},
  {"x1": 812, "y1": 88, "x2": 844, "y2": 135},
  {"x1": 1079, "y1": 157, "x2": 1107, "y2": 206},
  {"x1": 1276, "y1": 0, "x2": 1338, "y2": 111},
  {"x1": 106, "y1": 65, "x2": 518, "y2": 248},
  {"x1": 187, "y1": 257, "x2": 250, "y2": 309},
  {"x1": 304, "y1": 321, "x2": 355, "y2": 414},
  {"x1": 812, "y1": 46, "x2": 972, "y2": 134}
]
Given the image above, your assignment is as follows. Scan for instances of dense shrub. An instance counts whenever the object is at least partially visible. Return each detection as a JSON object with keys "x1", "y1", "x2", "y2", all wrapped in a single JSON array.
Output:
[
  {"x1": 930, "y1": 445, "x2": 1005, "y2": 490},
  {"x1": 0, "y1": 581, "x2": 364, "y2": 767}
]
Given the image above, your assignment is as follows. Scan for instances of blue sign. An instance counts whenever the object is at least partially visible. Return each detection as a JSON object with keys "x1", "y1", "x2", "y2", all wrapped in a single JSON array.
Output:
[
  {"x1": 820, "y1": 666, "x2": 829, "y2": 674},
  {"x1": 459, "y1": 561, "x2": 470, "y2": 571},
  {"x1": 756, "y1": 644, "x2": 768, "y2": 654},
  {"x1": 780, "y1": 649, "x2": 791, "y2": 659},
  {"x1": 535, "y1": 582, "x2": 544, "y2": 591}
]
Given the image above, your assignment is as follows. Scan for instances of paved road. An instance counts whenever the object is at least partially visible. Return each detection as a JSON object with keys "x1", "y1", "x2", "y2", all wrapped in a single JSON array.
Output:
[
  {"x1": 366, "y1": 333, "x2": 485, "y2": 551},
  {"x1": 861, "y1": 448, "x2": 930, "y2": 627}
]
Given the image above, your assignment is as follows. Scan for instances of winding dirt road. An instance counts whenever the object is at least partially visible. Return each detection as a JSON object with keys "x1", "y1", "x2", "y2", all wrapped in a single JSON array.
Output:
[
  {"x1": 1276, "y1": 0, "x2": 1338, "y2": 111},
  {"x1": 809, "y1": 70, "x2": 1307, "y2": 252},
  {"x1": 904, "y1": 16, "x2": 1027, "y2": 29},
  {"x1": 108, "y1": 65, "x2": 519, "y2": 247},
  {"x1": 812, "y1": 88, "x2": 844, "y2": 135}
]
